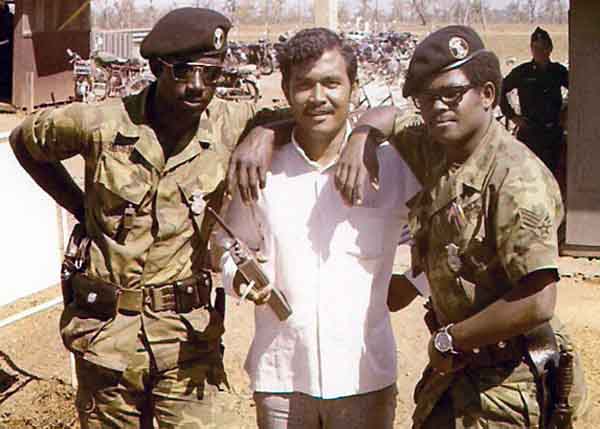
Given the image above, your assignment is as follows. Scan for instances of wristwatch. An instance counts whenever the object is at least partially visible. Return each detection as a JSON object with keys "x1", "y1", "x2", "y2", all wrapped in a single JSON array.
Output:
[{"x1": 433, "y1": 324, "x2": 459, "y2": 355}]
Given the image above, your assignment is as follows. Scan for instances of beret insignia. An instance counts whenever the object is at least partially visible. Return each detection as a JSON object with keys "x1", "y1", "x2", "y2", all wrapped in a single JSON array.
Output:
[
  {"x1": 213, "y1": 27, "x2": 225, "y2": 50},
  {"x1": 448, "y1": 36, "x2": 469, "y2": 60}
]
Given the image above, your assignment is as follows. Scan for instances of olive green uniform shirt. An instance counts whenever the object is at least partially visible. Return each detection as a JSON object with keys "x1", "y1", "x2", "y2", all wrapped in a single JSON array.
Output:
[
  {"x1": 390, "y1": 115, "x2": 564, "y2": 427},
  {"x1": 21, "y1": 85, "x2": 255, "y2": 372}
]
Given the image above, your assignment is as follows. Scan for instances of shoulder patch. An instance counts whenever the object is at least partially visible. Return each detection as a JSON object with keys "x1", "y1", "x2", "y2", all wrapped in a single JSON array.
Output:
[{"x1": 518, "y1": 207, "x2": 553, "y2": 239}]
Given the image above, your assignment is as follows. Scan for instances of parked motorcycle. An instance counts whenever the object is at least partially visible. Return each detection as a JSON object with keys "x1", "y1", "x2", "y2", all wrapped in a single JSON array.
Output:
[
  {"x1": 216, "y1": 67, "x2": 260, "y2": 103},
  {"x1": 67, "y1": 48, "x2": 106, "y2": 103},
  {"x1": 93, "y1": 52, "x2": 153, "y2": 98},
  {"x1": 67, "y1": 49, "x2": 154, "y2": 103}
]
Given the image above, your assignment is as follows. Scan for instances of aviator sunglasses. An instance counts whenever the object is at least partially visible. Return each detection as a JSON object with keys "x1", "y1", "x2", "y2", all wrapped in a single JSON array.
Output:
[
  {"x1": 158, "y1": 57, "x2": 223, "y2": 85},
  {"x1": 413, "y1": 84, "x2": 476, "y2": 110}
]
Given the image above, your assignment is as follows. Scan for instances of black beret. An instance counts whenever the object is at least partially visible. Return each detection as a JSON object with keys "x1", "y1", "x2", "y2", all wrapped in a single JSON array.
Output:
[
  {"x1": 531, "y1": 27, "x2": 553, "y2": 47},
  {"x1": 140, "y1": 8, "x2": 231, "y2": 59},
  {"x1": 403, "y1": 25, "x2": 487, "y2": 98}
]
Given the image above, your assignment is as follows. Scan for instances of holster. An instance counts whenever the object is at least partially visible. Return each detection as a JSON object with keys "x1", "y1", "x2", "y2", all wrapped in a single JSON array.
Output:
[
  {"x1": 61, "y1": 223, "x2": 90, "y2": 306},
  {"x1": 522, "y1": 323, "x2": 560, "y2": 429},
  {"x1": 72, "y1": 273, "x2": 121, "y2": 319},
  {"x1": 547, "y1": 345, "x2": 576, "y2": 429}
]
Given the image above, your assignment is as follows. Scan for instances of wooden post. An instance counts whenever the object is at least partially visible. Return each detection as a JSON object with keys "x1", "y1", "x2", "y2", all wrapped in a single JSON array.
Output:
[
  {"x1": 26, "y1": 72, "x2": 34, "y2": 113},
  {"x1": 315, "y1": 0, "x2": 338, "y2": 31}
]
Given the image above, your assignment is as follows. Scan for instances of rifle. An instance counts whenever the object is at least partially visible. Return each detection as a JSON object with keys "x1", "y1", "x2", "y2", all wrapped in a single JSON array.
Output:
[{"x1": 207, "y1": 207, "x2": 292, "y2": 321}]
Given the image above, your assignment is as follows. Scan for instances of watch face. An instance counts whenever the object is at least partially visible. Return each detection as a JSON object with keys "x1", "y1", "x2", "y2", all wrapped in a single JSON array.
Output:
[{"x1": 434, "y1": 331, "x2": 452, "y2": 353}]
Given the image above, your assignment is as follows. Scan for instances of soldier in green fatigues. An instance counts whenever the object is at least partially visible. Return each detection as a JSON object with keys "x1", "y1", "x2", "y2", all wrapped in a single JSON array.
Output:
[
  {"x1": 229, "y1": 25, "x2": 587, "y2": 429},
  {"x1": 9, "y1": 8, "x2": 279, "y2": 429},
  {"x1": 332, "y1": 25, "x2": 587, "y2": 429}
]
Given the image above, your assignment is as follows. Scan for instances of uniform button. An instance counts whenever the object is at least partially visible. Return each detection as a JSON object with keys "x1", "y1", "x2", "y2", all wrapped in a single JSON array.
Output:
[
  {"x1": 472, "y1": 348, "x2": 480, "y2": 354},
  {"x1": 497, "y1": 341, "x2": 507, "y2": 349},
  {"x1": 186, "y1": 286, "x2": 194, "y2": 294},
  {"x1": 87, "y1": 292, "x2": 97, "y2": 304}
]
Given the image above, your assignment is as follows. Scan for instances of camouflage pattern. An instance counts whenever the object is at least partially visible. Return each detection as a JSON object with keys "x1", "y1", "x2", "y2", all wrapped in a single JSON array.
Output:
[
  {"x1": 75, "y1": 352, "x2": 223, "y2": 428},
  {"x1": 21, "y1": 86, "x2": 257, "y2": 373},
  {"x1": 389, "y1": 116, "x2": 586, "y2": 428}
]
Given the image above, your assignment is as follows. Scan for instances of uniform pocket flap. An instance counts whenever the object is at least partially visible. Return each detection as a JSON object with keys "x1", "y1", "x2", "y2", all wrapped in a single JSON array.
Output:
[{"x1": 94, "y1": 151, "x2": 150, "y2": 205}]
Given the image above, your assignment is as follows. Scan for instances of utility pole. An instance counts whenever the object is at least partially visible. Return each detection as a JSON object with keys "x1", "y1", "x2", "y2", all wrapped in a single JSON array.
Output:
[{"x1": 315, "y1": 0, "x2": 338, "y2": 31}]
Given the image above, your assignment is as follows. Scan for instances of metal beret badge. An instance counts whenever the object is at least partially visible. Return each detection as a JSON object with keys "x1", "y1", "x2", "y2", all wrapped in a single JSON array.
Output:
[
  {"x1": 213, "y1": 27, "x2": 225, "y2": 51},
  {"x1": 448, "y1": 36, "x2": 470, "y2": 60}
]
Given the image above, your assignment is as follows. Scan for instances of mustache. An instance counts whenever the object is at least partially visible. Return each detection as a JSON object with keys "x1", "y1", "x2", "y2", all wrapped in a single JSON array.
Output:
[
  {"x1": 304, "y1": 108, "x2": 334, "y2": 115},
  {"x1": 183, "y1": 87, "x2": 212, "y2": 99}
]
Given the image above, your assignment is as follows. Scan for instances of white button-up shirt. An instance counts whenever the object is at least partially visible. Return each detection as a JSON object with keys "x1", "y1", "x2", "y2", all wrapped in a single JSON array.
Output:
[{"x1": 221, "y1": 132, "x2": 422, "y2": 399}]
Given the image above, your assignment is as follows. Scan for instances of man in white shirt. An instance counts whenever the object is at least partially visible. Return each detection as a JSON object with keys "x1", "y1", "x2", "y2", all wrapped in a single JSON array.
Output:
[{"x1": 219, "y1": 28, "x2": 424, "y2": 429}]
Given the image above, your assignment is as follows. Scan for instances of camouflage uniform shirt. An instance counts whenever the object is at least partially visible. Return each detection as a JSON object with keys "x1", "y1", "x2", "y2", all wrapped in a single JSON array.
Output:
[
  {"x1": 20, "y1": 85, "x2": 255, "y2": 373},
  {"x1": 390, "y1": 115, "x2": 564, "y2": 428}
]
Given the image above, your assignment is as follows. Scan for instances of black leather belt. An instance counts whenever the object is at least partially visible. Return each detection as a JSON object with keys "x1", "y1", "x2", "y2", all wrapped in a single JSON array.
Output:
[
  {"x1": 71, "y1": 272, "x2": 212, "y2": 317},
  {"x1": 463, "y1": 335, "x2": 527, "y2": 369}
]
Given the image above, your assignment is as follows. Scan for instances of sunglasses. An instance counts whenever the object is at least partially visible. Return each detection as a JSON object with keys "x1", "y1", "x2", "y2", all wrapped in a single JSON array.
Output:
[
  {"x1": 413, "y1": 84, "x2": 476, "y2": 110},
  {"x1": 158, "y1": 58, "x2": 223, "y2": 85}
]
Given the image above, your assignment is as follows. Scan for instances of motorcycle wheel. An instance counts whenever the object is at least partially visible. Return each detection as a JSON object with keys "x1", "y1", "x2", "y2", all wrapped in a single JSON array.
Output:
[
  {"x1": 240, "y1": 79, "x2": 260, "y2": 103},
  {"x1": 216, "y1": 79, "x2": 260, "y2": 103},
  {"x1": 258, "y1": 56, "x2": 274, "y2": 76},
  {"x1": 91, "y1": 81, "x2": 108, "y2": 102}
]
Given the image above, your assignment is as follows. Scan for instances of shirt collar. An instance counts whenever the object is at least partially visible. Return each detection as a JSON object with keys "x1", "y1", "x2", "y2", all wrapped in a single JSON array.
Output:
[
  {"x1": 290, "y1": 122, "x2": 352, "y2": 173},
  {"x1": 117, "y1": 83, "x2": 215, "y2": 172},
  {"x1": 164, "y1": 112, "x2": 215, "y2": 171}
]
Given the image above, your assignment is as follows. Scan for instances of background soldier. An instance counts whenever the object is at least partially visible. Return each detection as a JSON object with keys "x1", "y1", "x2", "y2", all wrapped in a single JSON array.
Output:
[
  {"x1": 500, "y1": 27, "x2": 568, "y2": 177},
  {"x1": 10, "y1": 8, "x2": 263, "y2": 428}
]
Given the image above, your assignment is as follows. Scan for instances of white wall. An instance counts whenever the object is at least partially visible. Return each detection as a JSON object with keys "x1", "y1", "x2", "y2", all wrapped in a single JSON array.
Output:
[{"x1": 0, "y1": 141, "x2": 62, "y2": 307}]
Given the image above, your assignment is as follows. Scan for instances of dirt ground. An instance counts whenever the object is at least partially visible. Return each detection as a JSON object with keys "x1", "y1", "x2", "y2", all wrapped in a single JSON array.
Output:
[
  {"x1": 2, "y1": 23, "x2": 598, "y2": 429},
  {"x1": 1, "y1": 269, "x2": 599, "y2": 429}
]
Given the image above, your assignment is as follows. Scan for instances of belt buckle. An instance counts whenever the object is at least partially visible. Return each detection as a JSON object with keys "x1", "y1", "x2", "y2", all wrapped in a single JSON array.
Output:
[
  {"x1": 117, "y1": 289, "x2": 144, "y2": 314},
  {"x1": 149, "y1": 285, "x2": 176, "y2": 312}
]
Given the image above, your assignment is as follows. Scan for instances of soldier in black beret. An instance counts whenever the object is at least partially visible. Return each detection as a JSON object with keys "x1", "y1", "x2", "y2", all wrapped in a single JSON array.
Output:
[
  {"x1": 500, "y1": 26, "x2": 568, "y2": 179},
  {"x1": 325, "y1": 24, "x2": 587, "y2": 429},
  {"x1": 140, "y1": 7, "x2": 231, "y2": 60},
  {"x1": 402, "y1": 25, "x2": 490, "y2": 98},
  {"x1": 10, "y1": 6, "x2": 283, "y2": 429}
]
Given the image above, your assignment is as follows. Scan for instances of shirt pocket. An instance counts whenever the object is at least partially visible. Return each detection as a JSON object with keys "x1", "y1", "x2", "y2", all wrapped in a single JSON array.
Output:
[
  {"x1": 331, "y1": 207, "x2": 398, "y2": 260},
  {"x1": 92, "y1": 151, "x2": 151, "y2": 237}
]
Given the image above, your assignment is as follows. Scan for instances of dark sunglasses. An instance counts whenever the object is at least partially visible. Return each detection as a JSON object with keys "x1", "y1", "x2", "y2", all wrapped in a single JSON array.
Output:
[
  {"x1": 158, "y1": 58, "x2": 223, "y2": 85},
  {"x1": 413, "y1": 84, "x2": 476, "y2": 110}
]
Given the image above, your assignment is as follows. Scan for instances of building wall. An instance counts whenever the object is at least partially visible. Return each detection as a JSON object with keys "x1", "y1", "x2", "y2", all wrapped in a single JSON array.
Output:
[
  {"x1": 565, "y1": 1, "x2": 600, "y2": 254},
  {"x1": 12, "y1": 0, "x2": 90, "y2": 109},
  {"x1": 0, "y1": 142, "x2": 62, "y2": 307},
  {"x1": 91, "y1": 29, "x2": 149, "y2": 60}
]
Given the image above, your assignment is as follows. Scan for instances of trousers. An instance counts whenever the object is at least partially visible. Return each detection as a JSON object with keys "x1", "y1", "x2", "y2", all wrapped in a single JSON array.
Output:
[
  {"x1": 75, "y1": 332, "x2": 222, "y2": 429},
  {"x1": 253, "y1": 384, "x2": 397, "y2": 429}
]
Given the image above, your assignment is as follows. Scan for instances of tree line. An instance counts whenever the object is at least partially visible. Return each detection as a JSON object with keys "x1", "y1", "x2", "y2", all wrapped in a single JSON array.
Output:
[{"x1": 92, "y1": 0, "x2": 569, "y2": 31}]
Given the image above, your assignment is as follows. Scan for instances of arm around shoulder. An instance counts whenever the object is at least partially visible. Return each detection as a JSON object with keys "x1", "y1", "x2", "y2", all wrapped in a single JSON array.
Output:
[{"x1": 227, "y1": 107, "x2": 295, "y2": 203}]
